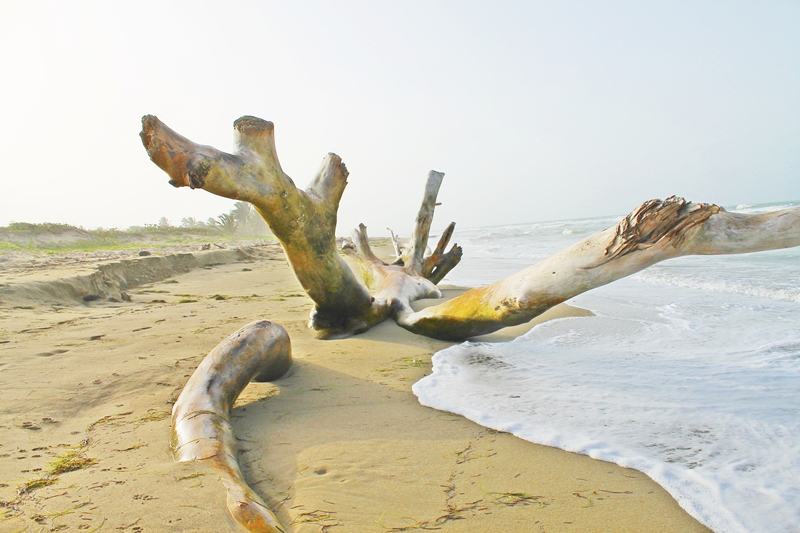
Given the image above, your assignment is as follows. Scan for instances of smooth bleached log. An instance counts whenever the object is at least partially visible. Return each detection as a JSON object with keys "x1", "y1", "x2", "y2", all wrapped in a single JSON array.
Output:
[
  {"x1": 685, "y1": 206, "x2": 800, "y2": 255},
  {"x1": 171, "y1": 320, "x2": 292, "y2": 533},
  {"x1": 141, "y1": 115, "x2": 800, "y2": 530},
  {"x1": 396, "y1": 197, "x2": 800, "y2": 340}
]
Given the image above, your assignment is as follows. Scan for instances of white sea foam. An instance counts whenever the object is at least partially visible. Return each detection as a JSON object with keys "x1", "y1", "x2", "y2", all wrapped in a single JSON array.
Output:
[
  {"x1": 419, "y1": 201, "x2": 800, "y2": 533},
  {"x1": 730, "y1": 201, "x2": 799, "y2": 214},
  {"x1": 635, "y1": 272, "x2": 800, "y2": 303}
]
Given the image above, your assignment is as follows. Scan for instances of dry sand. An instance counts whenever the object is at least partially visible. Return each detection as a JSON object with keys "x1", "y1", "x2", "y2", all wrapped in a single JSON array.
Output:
[{"x1": 0, "y1": 244, "x2": 712, "y2": 532}]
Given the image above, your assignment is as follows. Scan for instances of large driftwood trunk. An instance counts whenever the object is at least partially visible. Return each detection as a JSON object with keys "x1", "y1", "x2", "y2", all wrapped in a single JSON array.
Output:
[{"x1": 141, "y1": 115, "x2": 800, "y2": 341}]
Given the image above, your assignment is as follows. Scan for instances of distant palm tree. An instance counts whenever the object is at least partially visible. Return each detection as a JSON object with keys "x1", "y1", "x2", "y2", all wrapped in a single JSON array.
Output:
[
  {"x1": 158, "y1": 216, "x2": 171, "y2": 228},
  {"x1": 232, "y1": 202, "x2": 252, "y2": 230},
  {"x1": 181, "y1": 217, "x2": 198, "y2": 227},
  {"x1": 246, "y1": 209, "x2": 270, "y2": 235},
  {"x1": 216, "y1": 213, "x2": 237, "y2": 235}
]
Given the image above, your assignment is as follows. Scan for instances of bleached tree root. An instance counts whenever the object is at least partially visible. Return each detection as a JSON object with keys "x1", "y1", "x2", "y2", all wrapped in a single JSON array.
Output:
[
  {"x1": 343, "y1": 170, "x2": 462, "y2": 310},
  {"x1": 343, "y1": 223, "x2": 442, "y2": 305},
  {"x1": 395, "y1": 197, "x2": 800, "y2": 340},
  {"x1": 171, "y1": 320, "x2": 292, "y2": 533}
]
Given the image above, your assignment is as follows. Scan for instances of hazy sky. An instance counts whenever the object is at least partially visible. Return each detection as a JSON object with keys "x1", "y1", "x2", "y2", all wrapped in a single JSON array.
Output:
[{"x1": 2, "y1": 1, "x2": 798, "y2": 236}]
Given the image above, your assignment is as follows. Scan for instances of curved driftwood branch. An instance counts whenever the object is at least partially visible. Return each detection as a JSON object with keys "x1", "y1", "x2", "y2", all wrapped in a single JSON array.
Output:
[
  {"x1": 171, "y1": 320, "x2": 293, "y2": 533},
  {"x1": 141, "y1": 116, "x2": 389, "y2": 337},
  {"x1": 141, "y1": 116, "x2": 800, "y2": 533},
  {"x1": 395, "y1": 197, "x2": 800, "y2": 340}
]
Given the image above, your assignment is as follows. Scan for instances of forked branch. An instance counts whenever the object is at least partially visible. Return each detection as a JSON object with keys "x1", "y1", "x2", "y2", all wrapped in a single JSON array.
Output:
[
  {"x1": 141, "y1": 115, "x2": 389, "y2": 336},
  {"x1": 423, "y1": 222, "x2": 463, "y2": 283},
  {"x1": 402, "y1": 171, "x2": 444, "y2": 274}
]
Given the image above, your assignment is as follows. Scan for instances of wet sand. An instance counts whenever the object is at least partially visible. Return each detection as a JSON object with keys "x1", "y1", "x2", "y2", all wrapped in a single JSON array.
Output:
[{"x1": 0, "y1": 243, "x2": 711, "y2": 532}]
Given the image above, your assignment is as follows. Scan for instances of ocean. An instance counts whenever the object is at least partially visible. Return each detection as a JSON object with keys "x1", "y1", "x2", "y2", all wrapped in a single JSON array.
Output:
[{"x1": 413, "y1": 201, "x2": 800, "y2": 533}]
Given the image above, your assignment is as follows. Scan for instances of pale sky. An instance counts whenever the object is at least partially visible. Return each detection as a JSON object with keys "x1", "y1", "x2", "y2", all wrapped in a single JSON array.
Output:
[{"x1": 1, "y1": 1, "x2": 798, "y2": 236}]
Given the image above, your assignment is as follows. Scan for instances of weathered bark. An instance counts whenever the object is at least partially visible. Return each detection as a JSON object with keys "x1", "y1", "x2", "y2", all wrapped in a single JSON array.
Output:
[
  {"x1": 140, "y1": 116, "x2": 389, "y2": 336},
  {"x1": 395, "y1": 197, "x2": 800, "y2": 340},
  {"x1": 171, "y1": 320, "x2": 292, "y2": 533}
]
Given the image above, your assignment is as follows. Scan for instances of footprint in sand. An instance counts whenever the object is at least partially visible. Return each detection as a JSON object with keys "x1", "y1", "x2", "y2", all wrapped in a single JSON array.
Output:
[{"x1": 36, "y1": 348, "x2": 69, "y2": 357}]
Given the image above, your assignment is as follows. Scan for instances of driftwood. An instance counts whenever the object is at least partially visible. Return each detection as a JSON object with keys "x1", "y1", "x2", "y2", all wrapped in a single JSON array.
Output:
[
  {"x1": 141, "y1": 115, "x2": 800, "y2": 531},
  {"x1": 140, "y1": 116, "x2": 388, "y2": 337},
  {"x1": 140, "y1": 115, "x2": 800, "y2": 340},
  {"x1": 396, "y1": 196, "x2": 800, "y2": 339},
  {"x1": 171, "y1": 320, "x2": 292, "y2": 532}
]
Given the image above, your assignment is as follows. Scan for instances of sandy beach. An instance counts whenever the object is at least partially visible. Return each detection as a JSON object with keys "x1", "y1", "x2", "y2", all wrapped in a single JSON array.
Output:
[{"x1": 0, "y1": 243, "x2": 712, "y2": 532}]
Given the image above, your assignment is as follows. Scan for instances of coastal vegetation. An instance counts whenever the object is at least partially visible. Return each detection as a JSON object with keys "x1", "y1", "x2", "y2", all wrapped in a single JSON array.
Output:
[{"x1": 0, "y1": 202, "x2": 273, "y2": 253}]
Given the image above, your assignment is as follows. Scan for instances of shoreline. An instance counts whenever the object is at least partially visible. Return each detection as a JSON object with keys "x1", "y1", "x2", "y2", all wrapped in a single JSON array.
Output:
[{"x1": 0, "y1": 245, "x2": 711, "y2": 532}]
